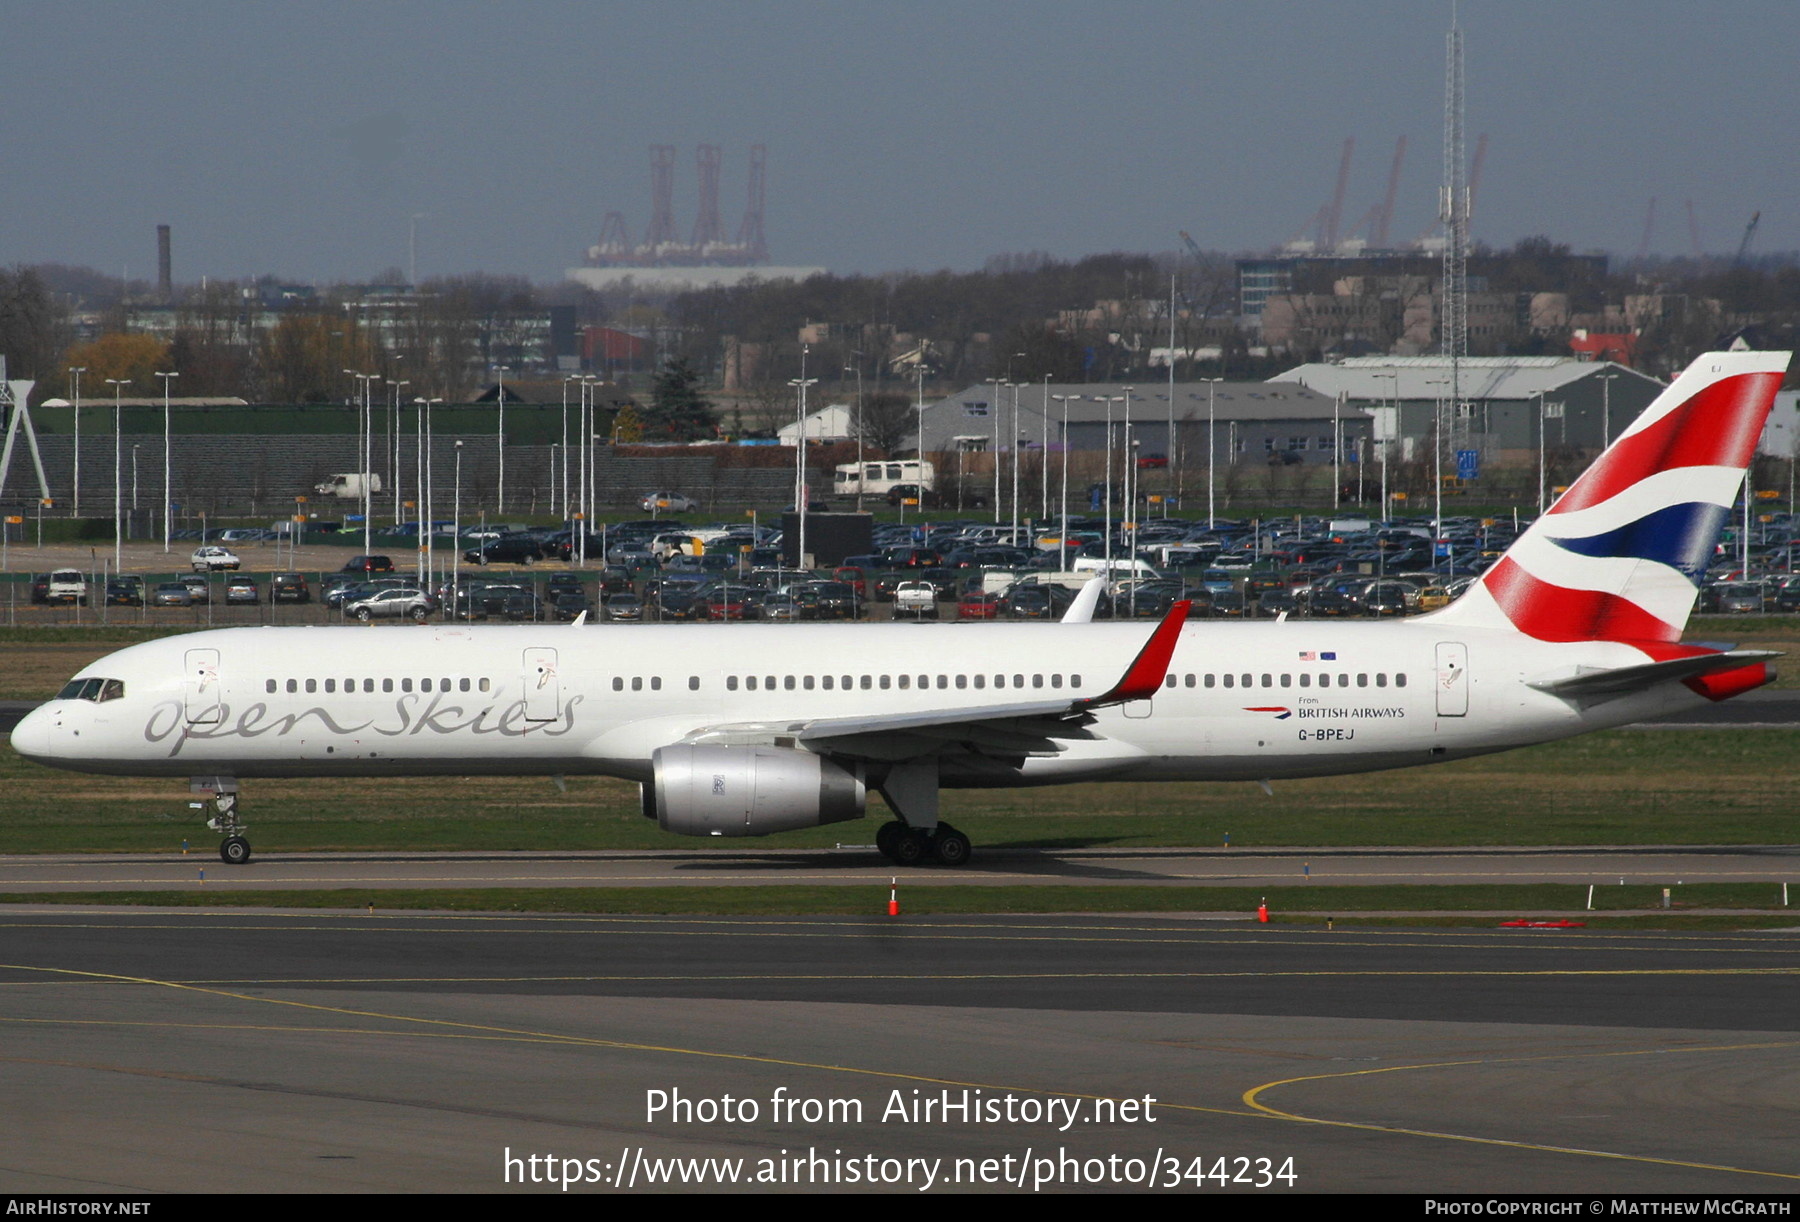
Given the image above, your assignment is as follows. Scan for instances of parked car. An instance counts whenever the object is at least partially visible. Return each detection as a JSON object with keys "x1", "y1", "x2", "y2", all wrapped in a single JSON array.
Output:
[
  {"x1": 151, "y1": 581, "x2": 193, "y2": 607},
  {"x1": 339, "y1": 555, "x2": 396, "y2": 575},
  {"x1": 224, "y1": 576, "x2": 261, "y2": 605},
  {"x1": 344, "y1": 586, "x2": 437, "y2": 622},
  {"x1": 641, "y1": 491, "x2": 699, "y2": 512},
  {"x1": 105, "y1": 577, "x2": 144, "y2": 607},
  {"x1": 547, "y1": 591, "x2": 593, "y2": 622},
  {"x1": 46, "y1": 570, "x2": 88, "y2": 605},
  {"x1": 601, "y1": 592, "x2": 644, "y2": 622},
  {"x1": 179, "y1": 574, "x2": 212, "y2": 604},
  {"x1": 270, "y1": 572, "x2": 312, "y2": 604},
  {"x1": 463, "y1": 534, "x2": 542, "y2": 565},
  {"x1": 191, "y1": 546, "x2": 241, "y2": 572},
  {"x1": 894, "y1": 580, "x2": 938, "y2": 619}
]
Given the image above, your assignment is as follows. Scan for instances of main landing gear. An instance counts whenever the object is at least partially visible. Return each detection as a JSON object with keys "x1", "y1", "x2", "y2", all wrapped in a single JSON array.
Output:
[
  {"x1": 194, "y1": 778, "x2": 251, "y2": 865},
  {"x1": 873, "y1": 759, "x2": 970, "y2": 866},
  {"x1": 875, "y1": 820, "x2": 971, "y2": 867}
]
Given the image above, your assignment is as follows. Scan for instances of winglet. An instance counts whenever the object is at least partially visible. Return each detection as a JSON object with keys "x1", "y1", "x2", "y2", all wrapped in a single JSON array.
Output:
[
  {"x1": 1060, "y1": 577, "x2": 1106, "y2": 624},
  {"x1": 1086, "y1": 600, "x2": 1190, "y2": 706}
]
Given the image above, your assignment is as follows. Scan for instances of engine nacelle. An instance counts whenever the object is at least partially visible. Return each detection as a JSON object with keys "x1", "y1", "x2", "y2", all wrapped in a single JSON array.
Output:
[{"x1": 648, "y1": 744, "x2": 866, "y2": 837}]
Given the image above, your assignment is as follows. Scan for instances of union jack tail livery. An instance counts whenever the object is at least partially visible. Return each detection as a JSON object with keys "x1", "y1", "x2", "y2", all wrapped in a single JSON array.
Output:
[{"x1": 1434, "y1": 350, "x2": 1791, "y2": 653}]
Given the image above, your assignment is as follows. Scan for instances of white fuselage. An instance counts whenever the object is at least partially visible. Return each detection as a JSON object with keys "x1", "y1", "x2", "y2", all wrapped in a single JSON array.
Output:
[{"x1": 10, "y1": 618, "x2": 1716, "y2": 789}]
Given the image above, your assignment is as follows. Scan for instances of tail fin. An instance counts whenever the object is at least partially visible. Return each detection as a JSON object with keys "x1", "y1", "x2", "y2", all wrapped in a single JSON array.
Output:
[{"x1": 1432, "y1": 350, "x2": 1790, "y2": 650}]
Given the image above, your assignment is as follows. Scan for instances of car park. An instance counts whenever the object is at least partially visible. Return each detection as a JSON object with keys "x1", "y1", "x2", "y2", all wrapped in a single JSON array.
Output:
[{"x1": 190, "y1": 546, "x2": 241, "y2": 572}]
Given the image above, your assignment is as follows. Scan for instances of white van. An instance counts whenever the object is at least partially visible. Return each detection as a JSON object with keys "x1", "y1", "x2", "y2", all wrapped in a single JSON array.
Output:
[
  {"x1": 1071, "y1": 556, "x2": 1160, "y2": 581},
  {"x1": 314, "y1": 473, "x2": 383, "y2": 499}
]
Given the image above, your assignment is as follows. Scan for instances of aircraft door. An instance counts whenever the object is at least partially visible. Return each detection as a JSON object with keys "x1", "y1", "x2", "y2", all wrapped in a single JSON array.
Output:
[
  {"x1": 184, "y1": 648, "x2": 223, "y2": 724},
  {"x1": 523, "y1": 647, "x2": 560, "y2": 722},
  {"x1": 1435, "y1": 642, "x2": 1468, "y2": 717}
]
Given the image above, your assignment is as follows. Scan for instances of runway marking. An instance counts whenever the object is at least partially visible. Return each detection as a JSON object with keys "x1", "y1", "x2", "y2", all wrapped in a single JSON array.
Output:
[
  {"x1": 1243, "y1": 1042, "x2": 1800, "y2": 1183},
  {"x1": 5, "y1": 967, "x2": 1799, "y2": 990},
  {"x1": 0, "y1": 961, "x2": 1261, "y2": 1125},
  {"x1": 9, "y1": 959, "x2": 1797, "y2": 1182}
]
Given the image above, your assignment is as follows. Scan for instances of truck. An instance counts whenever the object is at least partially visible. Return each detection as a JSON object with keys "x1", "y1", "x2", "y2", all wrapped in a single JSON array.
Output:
[{"x1": 314, "y1": 473, "x2": 383, "y2": 499}]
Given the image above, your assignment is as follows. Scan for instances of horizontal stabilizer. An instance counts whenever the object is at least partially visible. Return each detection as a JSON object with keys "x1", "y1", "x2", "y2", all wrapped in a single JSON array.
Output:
[{"x1": 1528, "y1": 650, "x2": 1778, "y2": 701}]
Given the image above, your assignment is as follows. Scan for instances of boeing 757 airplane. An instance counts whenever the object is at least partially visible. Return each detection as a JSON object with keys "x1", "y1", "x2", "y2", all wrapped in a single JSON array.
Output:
[{"x1": 11, "y1": 351, "x2": 1790, "y2": 867}]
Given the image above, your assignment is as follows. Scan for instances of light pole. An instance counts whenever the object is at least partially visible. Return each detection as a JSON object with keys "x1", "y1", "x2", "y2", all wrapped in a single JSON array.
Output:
[
  {"x1": 1050, "y1": 394, "x2": 1080, "y2": 569},
  {"x1": 1092, "y1": 394, "x2": 1124, "y2": 567},
  {"x1": 1596, "y1": 370, "x2": 1619, "y2": 450},
  {"x1": 389, "y1": 379, "x2": 409, "y2": 526},
  {"x1": 414, "y1": 397, "x2": 442, "y2": 583},
  {"x1": 345, "y1": 370, "x2": 378, "y2": 555},
  {"x1": 561, "y1": 375, "x2": 579, "y2": 521},
  {"x1": 68, "y1": 366, "x2": 85, "y2": 515},
  {"x1": 1425, "y1": 377, "x2": 1449, "y2": 573},
  {"x1": 1536, "y1": 390, "x2": 1549, "y2": 515},
  {"x1": 846, "y1": 353, "x2": 864, "y2": 511},
  {"x1": 105, "y1": 378, "x2": 129, "y2": 575},
  {"x1": 986, "y1": 378, "x2": 1005, "y2": 523},
  {"x1": 788, "y1": 347, "x2": 818, "y2": 570},
  {"x1": 1333, "y1": 391, "x2": 1342, "y2": 510},
  {"x1": 154, "y1": 370, "x2": 177, "y2": 552},
  {"x1": 1121, "y1": 385, "x2": 1134, "y2": 555},
  {"x1": 1202, "y1": 377, "x2": 1222, "y2": 528},
  {"x1": 914, "y1": 362, "x2": 930, "y2": 462},
  {"x1": 1376, "y1": 372, "x2": 1398, "y2": 524},
  {"x1": 131, "y1": 445, "x2": 139, "y2": 511},
  {"x1": 494, "y1": 364, "x2": 511, "y2": 514},
  {"x1": 452, "y1": 439, "x2": 464, "y2": 596}
]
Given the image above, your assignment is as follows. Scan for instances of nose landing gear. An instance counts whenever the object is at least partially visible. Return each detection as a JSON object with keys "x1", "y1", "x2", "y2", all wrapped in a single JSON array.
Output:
[{"x1": 193, "y1": 778, "x2": 251, "y2": 865}]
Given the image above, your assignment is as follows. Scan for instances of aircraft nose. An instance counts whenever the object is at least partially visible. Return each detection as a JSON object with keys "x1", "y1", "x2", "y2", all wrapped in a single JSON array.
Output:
[{"x1": 9, "y1": 703, "x2": 58, "y2": 763}]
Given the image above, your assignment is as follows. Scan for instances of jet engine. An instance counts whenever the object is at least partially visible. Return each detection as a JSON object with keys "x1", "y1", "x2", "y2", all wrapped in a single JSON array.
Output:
[{"x1": 646, "y1": 744, "x2": 866, "y2": 837}]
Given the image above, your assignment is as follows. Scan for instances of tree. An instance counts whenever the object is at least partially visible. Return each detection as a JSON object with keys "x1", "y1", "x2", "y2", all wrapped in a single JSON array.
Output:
[
  {"x1": 612, "y1": 403, "x2": 644, "y2": 443},
  {"x1": 645, "y1": 357, "x2": 715, "y2": 441},
  {"x1": 61, "y1": 333, "x2": 169, "y2": 391},
  {"x1": 0, "y1": 267, "x2": 70, "y2": 385},
  {"x1": 853, "y1": 391, "x2": 918, "y2": 456}
]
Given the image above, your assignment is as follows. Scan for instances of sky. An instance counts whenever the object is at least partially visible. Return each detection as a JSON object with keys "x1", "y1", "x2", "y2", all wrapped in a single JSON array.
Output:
[{"x1": 5, "y1": 0, "x2": 1797, "y2": 286}]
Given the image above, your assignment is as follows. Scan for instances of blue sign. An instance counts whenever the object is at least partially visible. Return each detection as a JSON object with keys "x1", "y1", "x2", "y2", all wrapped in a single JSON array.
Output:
[{"x1": 1456, "y1": 449, "x2": 1480, "y2": 481}]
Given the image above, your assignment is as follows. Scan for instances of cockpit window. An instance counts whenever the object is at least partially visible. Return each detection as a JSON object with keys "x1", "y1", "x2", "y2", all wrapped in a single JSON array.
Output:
[{"x1": 57, "y1": 677, "x2": 124, "y2": 703}]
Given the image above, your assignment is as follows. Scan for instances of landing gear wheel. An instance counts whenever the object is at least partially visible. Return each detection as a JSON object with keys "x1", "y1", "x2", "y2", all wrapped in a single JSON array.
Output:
[
  {"x1": 889, "y1": 830, "x2": 928, "y2": 867},
  {"x1": 220, "y1": 836, "x2": 251, "y2": 865},
  {"x1": 875, "y1": 820, "x2": 907, "y2": 860},
  {"x1": 930, "y1": 824, "x2": 972, "y2": 867}
]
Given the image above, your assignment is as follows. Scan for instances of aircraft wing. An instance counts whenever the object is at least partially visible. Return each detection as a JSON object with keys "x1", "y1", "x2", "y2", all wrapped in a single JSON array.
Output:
[
  {"x1": 680, "y1": 600, "x2": 1190, "y2": 761},
  {"x1": 1528, "y1": 649, "x2": 1779, "y2": 702}
]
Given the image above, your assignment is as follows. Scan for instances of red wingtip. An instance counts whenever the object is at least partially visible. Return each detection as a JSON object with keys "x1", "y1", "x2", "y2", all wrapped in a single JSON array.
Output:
[{"x1": 1092, "y1": 600, "x2": 1190, "y2": 705}]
